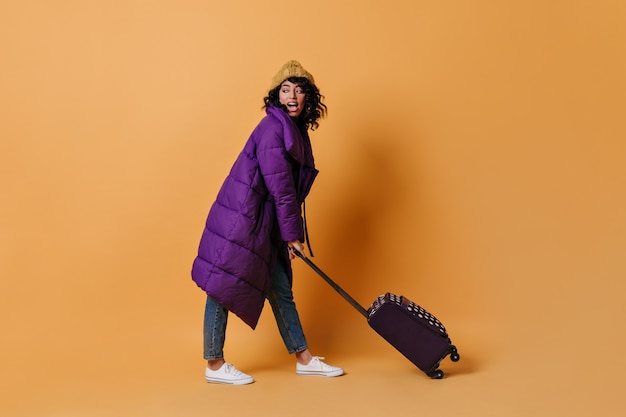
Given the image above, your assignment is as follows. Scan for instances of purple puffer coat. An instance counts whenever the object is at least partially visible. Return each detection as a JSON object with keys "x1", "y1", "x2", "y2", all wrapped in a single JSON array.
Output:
[{"x1": 191, "y1": 105, "x2": 318, "y2": 329}]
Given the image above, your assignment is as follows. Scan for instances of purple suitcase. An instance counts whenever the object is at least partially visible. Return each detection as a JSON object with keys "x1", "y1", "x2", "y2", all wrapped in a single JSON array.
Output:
[
  {"x1": 295, "y1": 251, "x2": 460, "y2": 378},
  {"x1": 368, "y1": 292, "x2": 459, "y2": 378}
]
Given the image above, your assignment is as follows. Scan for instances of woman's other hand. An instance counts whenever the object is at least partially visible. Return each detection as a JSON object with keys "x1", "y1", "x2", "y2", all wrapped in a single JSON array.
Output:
[{"x1": 287, "y1": 240, "x2": 305, "y2": 259}]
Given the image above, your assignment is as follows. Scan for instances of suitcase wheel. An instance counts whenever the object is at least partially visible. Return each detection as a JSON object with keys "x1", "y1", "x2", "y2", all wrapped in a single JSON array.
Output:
[
  {"x1": 450, "y1": 345, "x2": 460, "y2": 362},
  {"x1": 428, "y1": 369, "x2": 444, "y2": 379}
]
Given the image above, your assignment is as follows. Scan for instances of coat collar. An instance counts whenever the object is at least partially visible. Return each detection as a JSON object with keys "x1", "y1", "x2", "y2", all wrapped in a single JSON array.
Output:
[{"x1": 266, "y1": 105, "x2": 308, "y2": 165}]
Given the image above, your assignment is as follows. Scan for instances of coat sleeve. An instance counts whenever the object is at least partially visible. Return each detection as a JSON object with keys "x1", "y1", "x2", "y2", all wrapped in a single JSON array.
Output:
[{"x1": 256, "y1": 124, "x2": 303, "y2": 243}]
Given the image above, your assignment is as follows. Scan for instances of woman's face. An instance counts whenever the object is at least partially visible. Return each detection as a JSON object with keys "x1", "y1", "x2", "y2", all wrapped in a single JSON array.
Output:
[{"x1": 278, "y1": 80, "x2": 306, "y2": 117}]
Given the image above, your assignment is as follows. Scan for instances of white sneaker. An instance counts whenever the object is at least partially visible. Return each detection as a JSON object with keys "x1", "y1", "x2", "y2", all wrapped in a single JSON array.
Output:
[
  {"x1": 205, "y1": 363, "x2": 254, "y2": 385},
  {"x1": 296, "y1": 356, "x2": 344, "y2": 377}
]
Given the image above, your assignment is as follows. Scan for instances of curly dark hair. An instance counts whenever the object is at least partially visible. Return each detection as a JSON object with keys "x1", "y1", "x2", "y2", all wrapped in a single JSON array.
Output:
[{"x1": 263, "y1": 77, "x2": 327, "y2": 131}]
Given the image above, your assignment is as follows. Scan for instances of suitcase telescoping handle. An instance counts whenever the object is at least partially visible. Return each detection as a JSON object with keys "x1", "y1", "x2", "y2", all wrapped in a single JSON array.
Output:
[{"x1": 293, "y1": 249, "x2": 369, "y2": 319}]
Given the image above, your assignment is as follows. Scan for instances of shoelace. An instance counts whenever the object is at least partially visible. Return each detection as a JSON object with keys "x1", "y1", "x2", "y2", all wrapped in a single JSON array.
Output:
[
  {"x1": 224, "y1": 363, "x2": 245, "y2": 376},
  {"x1": 309, "y1": 356, "x2": 333, "y2": 370}
]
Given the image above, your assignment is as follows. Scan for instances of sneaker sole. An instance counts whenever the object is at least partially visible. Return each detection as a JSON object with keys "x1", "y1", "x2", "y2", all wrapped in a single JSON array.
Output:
[
  {"x1": 205, "y1": 377, "x2": 254, "y2": 385},
  {"x1": 296, "y1": 369, "x2": 344, "y2": 377}
]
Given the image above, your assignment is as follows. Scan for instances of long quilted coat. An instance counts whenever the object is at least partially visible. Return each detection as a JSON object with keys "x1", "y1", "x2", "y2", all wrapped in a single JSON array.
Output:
[{"x1": 191, "y1": 105, "x2": 318, "y2": 329}]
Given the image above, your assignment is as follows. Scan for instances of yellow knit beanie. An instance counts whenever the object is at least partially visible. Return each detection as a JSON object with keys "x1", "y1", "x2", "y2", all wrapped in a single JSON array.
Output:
[{"x1": 270, "y1": 60, "x2": 315, "y2": 90}]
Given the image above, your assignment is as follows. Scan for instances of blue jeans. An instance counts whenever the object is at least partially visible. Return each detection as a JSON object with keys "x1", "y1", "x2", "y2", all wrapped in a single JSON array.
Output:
[{"x1": 203, "y1": 255, "x2": 309, "y2": 360}]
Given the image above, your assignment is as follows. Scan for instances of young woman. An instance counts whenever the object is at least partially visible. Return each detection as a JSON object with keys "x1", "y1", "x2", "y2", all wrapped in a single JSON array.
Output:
[{"x1": 191, "y1": 60, "x2": 343, "y2": 384}]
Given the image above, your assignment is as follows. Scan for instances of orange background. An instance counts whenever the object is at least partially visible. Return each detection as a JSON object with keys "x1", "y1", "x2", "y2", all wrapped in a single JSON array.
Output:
[{"x1": 1, "y1": 1, "x2": 625, "y2": 416}]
